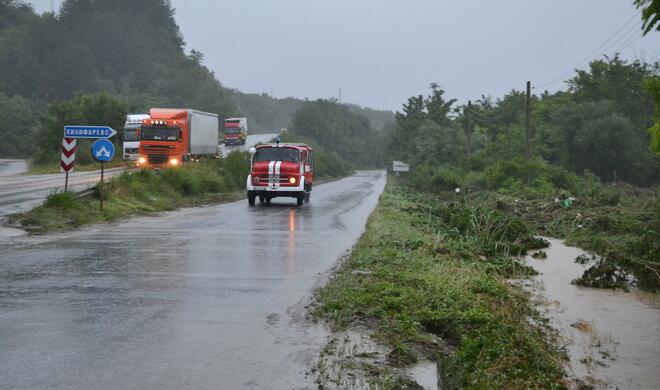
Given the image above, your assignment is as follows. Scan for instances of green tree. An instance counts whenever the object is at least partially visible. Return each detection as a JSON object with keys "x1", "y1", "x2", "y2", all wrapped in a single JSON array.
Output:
[
  {"x1": 645, "y1": 76, "x2": 660, "y2": 154},
  {"x1": 35, "y1": 94, "x2": 128, "y2": 164},
  {"x1": 635, "y1": 0, "x2": 660, "y2": 34},
  {"x1": 290, "y1": 99, "x2": 383, "y2": 167},
  {"x1": 0, "y1": 93, "x2": 39, "y2": 158}
]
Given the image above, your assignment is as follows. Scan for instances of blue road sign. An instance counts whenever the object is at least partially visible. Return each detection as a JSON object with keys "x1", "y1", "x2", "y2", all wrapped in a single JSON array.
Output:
[
  {"x1": 64, "y1": 125, "x2": 117, "y2": 139},
  {"x1": 91, "y1": 139, "x2": 115, "y2": 163}
]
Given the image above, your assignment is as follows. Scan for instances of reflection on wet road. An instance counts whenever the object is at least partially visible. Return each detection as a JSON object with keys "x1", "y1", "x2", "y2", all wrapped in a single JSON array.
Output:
[{"x1": 0, "y1": 170, "x2": 386, "y2": 389}]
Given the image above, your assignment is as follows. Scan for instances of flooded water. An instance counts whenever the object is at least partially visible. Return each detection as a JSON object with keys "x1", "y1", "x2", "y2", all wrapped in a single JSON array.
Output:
[{"x1": 522, "y1": 238, "x2": 660, "y2": 389}]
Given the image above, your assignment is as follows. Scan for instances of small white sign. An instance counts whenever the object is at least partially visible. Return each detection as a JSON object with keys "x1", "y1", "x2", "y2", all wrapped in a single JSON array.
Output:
[{"x1": 392, "y1": 161, "x2": 410, "y2": 172}]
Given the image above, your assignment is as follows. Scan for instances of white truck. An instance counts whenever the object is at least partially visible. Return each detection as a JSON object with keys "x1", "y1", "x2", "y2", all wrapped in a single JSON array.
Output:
[{"x1": 122, "y1": 113, "x2": 150, "y2": 161}]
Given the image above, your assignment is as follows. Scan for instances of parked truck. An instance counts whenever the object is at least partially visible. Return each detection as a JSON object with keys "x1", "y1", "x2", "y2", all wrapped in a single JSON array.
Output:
[
  {"x1": 223, "y1": 117, "x2": 248, "y2": 145},
  {"x1": 246, "y1": 142, "x2": 314, "y2": 206},
  {"x1": 122, "y1": 113, "x2": 150, "y2": 161},
  {"x1": 137, "y1": 108, "x2": 219, "y2": 168}
]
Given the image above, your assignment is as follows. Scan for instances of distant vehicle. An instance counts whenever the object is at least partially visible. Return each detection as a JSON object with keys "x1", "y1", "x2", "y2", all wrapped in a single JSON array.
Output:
[
  {"x1": 138, "y1": 108, "x2": 219, "y2": 168},
  {"x1": 246, "y1": 142, "x2": 314, "y2": 206},
  {"x1": 223, "y1": 117, "x2": 248, "y2": 145},
  {"x1": 122, "y1": 114, "x2": 150, "y2": 161}
]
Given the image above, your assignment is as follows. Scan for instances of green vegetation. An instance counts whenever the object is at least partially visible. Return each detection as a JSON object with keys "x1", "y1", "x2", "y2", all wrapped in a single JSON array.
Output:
[
  {"x1": 635, "y1": 0, "x2": 660, "y2": 34},
  {"x1": 0, "y1": 0, "x2": 394, "y2": 160},
  {"x1": 33, "y1": 93, "x2": 128, "y2": 166},
  {"x1": 290, "y1": 99, "x2": 385, "y2": 168},
  {"x1": 8, "y1": 152, "x2": 249, "y2": 233},
  {"x1": 0, "y1": 92, "x2": 39, "y2": 158},
  {"x1": 385, "y1": 56, "x2": 659, "y2": 292},
  {"x1": 645, "y1": 76, "x2": 660, "y2": 154},
  {"x1": 278, "y1": 132, "x2": 352, "y2": 179},
  {"x1": 314, "y1": 179, "x2": 565, "y2": 389}
]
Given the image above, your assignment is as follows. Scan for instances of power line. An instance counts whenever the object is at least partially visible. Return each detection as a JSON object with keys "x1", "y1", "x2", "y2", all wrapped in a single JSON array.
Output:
[
  {"x1": 601, "y1": 20, "x2": 644, "y2": 54},
  {"x1": 535, "y1": 13, "x2": 641, "y2": 89},
  {"x1": 614, "y1": 30, "x2": 644, "y2": 54}
]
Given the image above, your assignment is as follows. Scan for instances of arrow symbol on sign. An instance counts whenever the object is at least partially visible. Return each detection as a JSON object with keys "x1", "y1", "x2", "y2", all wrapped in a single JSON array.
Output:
[{"x1": 96, "y1": 147, "x2": 111, "y2": 159}]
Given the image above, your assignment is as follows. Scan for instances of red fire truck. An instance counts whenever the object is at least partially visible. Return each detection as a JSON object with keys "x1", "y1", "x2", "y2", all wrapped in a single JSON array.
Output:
[{"x1": 246, "y1": 143, "x2": 314, "y2": 206}]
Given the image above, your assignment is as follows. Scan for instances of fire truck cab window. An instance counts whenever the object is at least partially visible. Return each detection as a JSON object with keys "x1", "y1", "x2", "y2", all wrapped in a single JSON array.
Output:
[{"x1": 255, "y1": 147, "x2": 300, "y2": 163}]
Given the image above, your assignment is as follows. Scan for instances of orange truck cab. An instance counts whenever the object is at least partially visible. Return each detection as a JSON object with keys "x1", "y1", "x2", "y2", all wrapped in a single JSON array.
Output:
[
  {"x1": 137, "y1": 108, "x2": 219, "y2": 168},
  {"x1": 246, "y1": 143, "x2": 314, "y2": 206}
]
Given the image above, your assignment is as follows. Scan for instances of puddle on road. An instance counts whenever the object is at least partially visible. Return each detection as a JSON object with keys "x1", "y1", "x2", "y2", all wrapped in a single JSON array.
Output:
[{"x1": 520, "y1": 238, "x2": 660, "y2": 389}]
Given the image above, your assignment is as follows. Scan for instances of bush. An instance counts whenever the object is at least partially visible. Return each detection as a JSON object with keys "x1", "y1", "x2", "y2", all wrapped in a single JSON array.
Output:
[
  {"x1": 44, "y1": 192, "x2": 75, "y2": 209},
  {"x1": 484, "y1": 158, "x2": 583, "y2": 197}
]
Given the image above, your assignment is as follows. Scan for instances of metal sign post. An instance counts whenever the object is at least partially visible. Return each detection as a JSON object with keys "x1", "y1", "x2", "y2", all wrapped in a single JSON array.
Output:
[
  {"x1": 91, "y1": 139, "x2": 115, "y2": 212},
  {"x1": 60, "y1": 138, "x2": 77, "y2": 191},
  {"x1": 62, "y1": 125, "x2": 115, "y2": 192}
]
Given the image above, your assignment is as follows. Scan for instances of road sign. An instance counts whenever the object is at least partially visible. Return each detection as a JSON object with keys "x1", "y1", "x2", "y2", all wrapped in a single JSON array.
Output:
[
  {"x1": 392, "y1": 161, "x2": 410, "y2": 173},
  {"x1": 91, "y1": 139, "x2": 115, "y2": 162},
  {"x1": 60, "y1": 138, "x2": 77, "y2": 173},
  {"x1": 64, "y1": 125, "x2": 117, "y2": 139}
]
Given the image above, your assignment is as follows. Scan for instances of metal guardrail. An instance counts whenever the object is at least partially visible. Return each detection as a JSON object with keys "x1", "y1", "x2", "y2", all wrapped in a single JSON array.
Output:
[{"x1": 73, "y1": 188, "x2": 96, "y2": 200}]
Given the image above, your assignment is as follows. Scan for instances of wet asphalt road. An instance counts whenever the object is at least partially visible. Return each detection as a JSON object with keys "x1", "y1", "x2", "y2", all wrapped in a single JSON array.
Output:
[
  {"x1": 0, "y1": 168, "x2": 126, "y2": 217},
  {"x1": 0, "y1": 170, "x2": 386, "y2": 389},
  {"x1": 0, "y1": 134, "x2": 276, "y2": 218},
  {"x1": 0, "y1": 159, "x2": 29, "y2": 177}
]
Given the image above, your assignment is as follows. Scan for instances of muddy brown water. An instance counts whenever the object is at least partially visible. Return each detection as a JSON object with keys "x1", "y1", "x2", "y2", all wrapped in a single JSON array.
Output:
[{"x1": 521, "y1": 238, "x2": 660, "y2": 389}]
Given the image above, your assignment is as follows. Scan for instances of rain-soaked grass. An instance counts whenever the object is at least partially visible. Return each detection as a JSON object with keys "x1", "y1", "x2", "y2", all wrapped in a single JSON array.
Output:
[
  {"x1": 8, "y1": 152, "x2": 249, "y2": 233},
  {"x1": 313, "y1": 179, "x2": 566, "y2": 389}
]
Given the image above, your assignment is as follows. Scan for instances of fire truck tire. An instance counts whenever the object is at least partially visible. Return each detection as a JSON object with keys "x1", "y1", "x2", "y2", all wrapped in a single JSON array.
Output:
[
  {"x1": 296, "y1": 194, "x2": 304, "y2": 206},
  {"x1": 304, "y1": 192, "x2": 310, "y2": 203},
  {"x1": 247, "y1": 191, "x2": 256, "y2": 206}
]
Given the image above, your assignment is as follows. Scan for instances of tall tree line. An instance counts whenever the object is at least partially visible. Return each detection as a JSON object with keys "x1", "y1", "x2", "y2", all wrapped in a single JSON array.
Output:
[{"x1": 388, "y1": 56, "x2": 660, "y2": 186}]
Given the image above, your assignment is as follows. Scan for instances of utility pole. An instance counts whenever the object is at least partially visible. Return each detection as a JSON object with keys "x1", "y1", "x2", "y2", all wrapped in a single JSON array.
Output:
[
  {"x1": 525, "y1": 81, "x2": 532, "y2": 161},
  {"x1": 338, "y1": 88, "x2": 342, "y2": 103},
  {"x1": 466, "y1": 100, "x2": 474, "y2": 159}
]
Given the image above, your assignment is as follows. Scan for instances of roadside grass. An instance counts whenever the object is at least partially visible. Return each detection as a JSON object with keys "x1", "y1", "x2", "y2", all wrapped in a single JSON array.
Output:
[
  {"x1": 313, "y1": 179, "x2": 566, "y2": 389},
  {"x1": 8, "y1": 152, "x2": 250, "y2": 233},
  {"x1": 409, "y1": 159, "x2": 660, "y2": 292}
]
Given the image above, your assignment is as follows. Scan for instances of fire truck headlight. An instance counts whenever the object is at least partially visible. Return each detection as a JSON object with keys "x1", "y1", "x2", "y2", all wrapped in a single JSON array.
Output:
[
  {"x1": 138, "y1": 156, "x2": 147, "y2": 164},
  {"x1": 169, "y1": 158, "x2": 179, "y2": 166},
  {"x1": 289, "y1": 176, "x2": 297, "y2": 184}
]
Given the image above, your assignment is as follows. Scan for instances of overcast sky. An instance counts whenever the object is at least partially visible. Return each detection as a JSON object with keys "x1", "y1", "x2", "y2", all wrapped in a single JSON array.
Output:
[{"x1": 30, "y1": 0, "x2": 660, "y2": 111}]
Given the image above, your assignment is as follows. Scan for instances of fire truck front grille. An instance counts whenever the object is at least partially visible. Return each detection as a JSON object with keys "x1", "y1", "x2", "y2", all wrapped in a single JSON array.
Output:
[
  {"x1": 147, "y1": 154, "x2": 168, "y2": 165},
  {"x1": 253, "y1": 174, "x2": 297, "y2": 185}
]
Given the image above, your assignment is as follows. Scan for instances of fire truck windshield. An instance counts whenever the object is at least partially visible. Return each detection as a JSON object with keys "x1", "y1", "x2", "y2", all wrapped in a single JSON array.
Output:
[
  {"x1": 141, "y1": 127, "x2": 179, "y2": 141},
  {"x1": 224, "y1": 127, "x2": 241, "y2": 134},
  {"x1": 255, "y1": 147, "x2": 300, "y2": 163}
]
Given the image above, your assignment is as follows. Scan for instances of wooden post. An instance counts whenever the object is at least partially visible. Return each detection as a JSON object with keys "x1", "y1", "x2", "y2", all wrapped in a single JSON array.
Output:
[
  {"x1": 64, "y1": 171, "x2": 69, "y2": 192},
  {"x1": 525, "y1": 81, "x2": 532, "y2": 161},
  {"x1": 466, "y1": 100, "x2": 473, "y2": 159}
]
